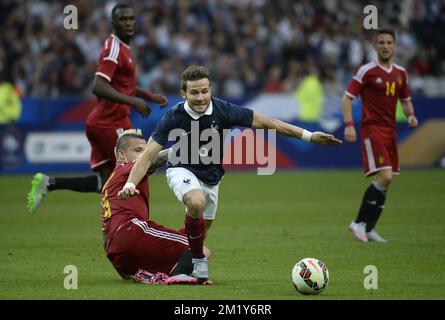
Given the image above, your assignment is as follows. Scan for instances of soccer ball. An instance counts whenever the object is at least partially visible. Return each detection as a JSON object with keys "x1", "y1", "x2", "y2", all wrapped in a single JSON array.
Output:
[{"x1": 291, "y1": 258, "x2": 329, "y2": 295}]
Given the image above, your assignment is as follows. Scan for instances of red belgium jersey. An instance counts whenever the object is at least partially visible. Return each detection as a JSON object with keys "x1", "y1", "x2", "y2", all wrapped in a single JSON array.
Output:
[
  {"x1": 345, "y1": 60, "x2": 411, "y2": 137},
  {"x1": 87, "y1": 34, "x2": 136, "y2": 128},
  {"x1": 101, "y1": 161, "x2": 149, "y2": 241}
]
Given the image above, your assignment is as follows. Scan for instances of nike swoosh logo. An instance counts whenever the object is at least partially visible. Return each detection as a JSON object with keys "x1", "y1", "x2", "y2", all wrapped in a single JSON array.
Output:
[{"x1": 189, "y1": 233, "x2": 202, "y2": 239}]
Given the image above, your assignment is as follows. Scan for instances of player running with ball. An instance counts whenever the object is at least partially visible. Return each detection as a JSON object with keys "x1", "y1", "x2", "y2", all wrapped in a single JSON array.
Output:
[{"x1": 117, "y1": 65, "x2": 342, "y2": 283}]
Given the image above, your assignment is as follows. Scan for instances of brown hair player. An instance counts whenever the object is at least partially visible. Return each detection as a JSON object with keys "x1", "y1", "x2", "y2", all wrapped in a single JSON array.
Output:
[{"x1": 343, "y1": 28, "x2": 418, "y2": 242}]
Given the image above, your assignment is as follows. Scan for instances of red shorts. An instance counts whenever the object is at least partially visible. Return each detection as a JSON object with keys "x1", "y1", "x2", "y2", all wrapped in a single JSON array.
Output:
[
  {"x1": 106, "y1": 218, "x2": 189, "y2": 277},
  {"x1": 361, "y1": 135, "x2": 399, "y2": 177},
  {"x1": 85, "y1": 125, "x2": 129, "y2": 172}
]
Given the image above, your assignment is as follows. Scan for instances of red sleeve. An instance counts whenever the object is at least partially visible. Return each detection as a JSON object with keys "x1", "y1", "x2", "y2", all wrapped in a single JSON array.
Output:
[
  {"x1": 122, "y1": 161, "x2": 135, "y2": 174},
  {"x1": 95, "y1": 38, "x2": 119, "y2": 82},
  {"x1": 345, "y1": 78, "x2": 362, "y2": 99},
  {"x1": 345, "y1": 67, "x2": 363, "y2": 99},
  {"x1": 400, "y1": 71, "x2": 411, "y2": 101}
]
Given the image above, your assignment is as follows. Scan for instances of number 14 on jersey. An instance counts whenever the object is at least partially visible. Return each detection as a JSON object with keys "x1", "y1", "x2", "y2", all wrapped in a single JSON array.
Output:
[{"x1": 385, "y1": 81, "x2": 396, "y2": 96}]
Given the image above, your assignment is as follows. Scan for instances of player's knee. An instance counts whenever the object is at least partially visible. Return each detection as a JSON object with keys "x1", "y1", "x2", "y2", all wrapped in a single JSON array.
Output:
[
  {"x1": 377, "y1": 171, "x2": 393, "y2": 188},
  {"x1": 190, "y1": 198, "x2": 206, "y2": 215},
  {"x1": 184, "y1": 193, "x2": 207, "y2": 216}
]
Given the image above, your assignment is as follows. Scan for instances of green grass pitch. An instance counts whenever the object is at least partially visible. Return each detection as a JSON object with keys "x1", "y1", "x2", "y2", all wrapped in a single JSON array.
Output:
[{"x1": 0, "y1": 169, "x2": 444, "y2": 300}]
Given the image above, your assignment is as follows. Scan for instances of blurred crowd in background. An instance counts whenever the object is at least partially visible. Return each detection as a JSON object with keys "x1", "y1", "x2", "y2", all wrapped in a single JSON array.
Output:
[{"x1": 1, "y1": 0, "x2": 445, "y2": 100}]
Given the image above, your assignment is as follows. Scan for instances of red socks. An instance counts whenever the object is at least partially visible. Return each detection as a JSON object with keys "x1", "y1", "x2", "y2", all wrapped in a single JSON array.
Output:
[{"x1": 185, "y1": 215, "x2": 205, "y2": 258}]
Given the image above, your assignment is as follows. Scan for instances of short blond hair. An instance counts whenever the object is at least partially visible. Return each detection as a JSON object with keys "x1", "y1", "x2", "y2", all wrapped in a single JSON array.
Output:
[{"x1": 114, "y1": 129, "x2": 144, "y2": 159}]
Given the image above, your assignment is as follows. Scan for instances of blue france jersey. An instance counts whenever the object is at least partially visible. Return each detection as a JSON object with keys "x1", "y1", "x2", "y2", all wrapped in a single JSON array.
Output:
[{"x1": 151, "y1": 97, "x2": 253, "y2": 185}]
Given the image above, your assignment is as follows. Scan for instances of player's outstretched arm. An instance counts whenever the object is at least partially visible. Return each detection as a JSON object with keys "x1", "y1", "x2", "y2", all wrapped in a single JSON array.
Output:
[
  {"x1": 251, "y1": 112, "x2": 342, "y2": 145},
  {"x1": 117, "y1": 138, "x2": 164, "y2": 199}
]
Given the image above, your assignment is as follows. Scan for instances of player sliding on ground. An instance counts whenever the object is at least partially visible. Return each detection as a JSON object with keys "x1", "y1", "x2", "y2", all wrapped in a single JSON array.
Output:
[
  {"x1": 102, "y1": 129, "x2": 212, "y2": 285},
  {"x1": 117, "y1": 65, "x2": 342, "y2": 283}
]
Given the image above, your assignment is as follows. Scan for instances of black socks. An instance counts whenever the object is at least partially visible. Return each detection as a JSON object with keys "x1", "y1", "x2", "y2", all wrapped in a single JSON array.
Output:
[
  {"x1": 356, "y1": 182, "x2": 387, "y2": 232},
  {"x1": 47, "y1": 175, "x2": 102, "y2": 193},
  {"x1": 171, "y1": 250, "x2": 193, "y2": 276}
]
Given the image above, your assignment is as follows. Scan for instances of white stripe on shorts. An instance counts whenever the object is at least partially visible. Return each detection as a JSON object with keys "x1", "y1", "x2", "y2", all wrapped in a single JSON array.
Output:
[
  {"x1": 364, "y1": 138, "x2": 376, "y2": 173},
  {"x1": 131, "y1": 218, "x2": 189, "y2": 245},
  {"x1": 365, "y1": 166, "x2": 393, "y2": 177}
]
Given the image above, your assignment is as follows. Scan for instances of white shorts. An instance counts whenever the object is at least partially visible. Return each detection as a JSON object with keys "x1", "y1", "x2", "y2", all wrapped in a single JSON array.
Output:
[{"x1": 166, "y1": 167, "x2": 220, "y2": 220}]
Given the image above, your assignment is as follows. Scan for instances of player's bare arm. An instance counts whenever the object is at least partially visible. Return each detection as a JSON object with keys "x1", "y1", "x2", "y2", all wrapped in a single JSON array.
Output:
[
  {"x1": 342, "y1": 94, "x2": 356, "y2": 143},
  {"x1": 147, "y1": 148, "x2": 171, "y2": 175},
  {"x1": 251, "y1": 112, "x2": 342, "y2": 145},
  {"x1": 135, "y1": 87, "x2": 169, "y2": 108},
  {"x1": 117, "y1": 138, "x2": 163, "y2": 199},
  {"x1": 401, "y1": 100, "x2": 418, "y2": 128},
  {"x1": 92, "y1": 76, "x2": 151, "y2": 117}
]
